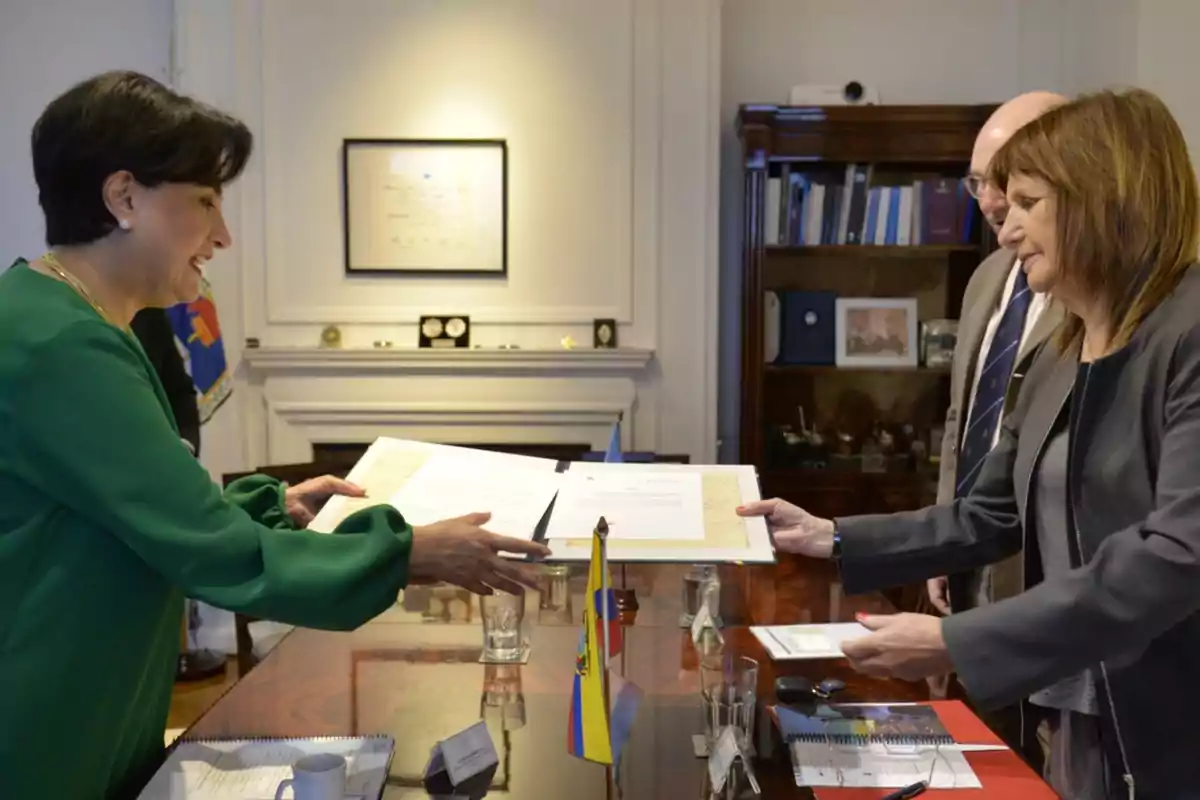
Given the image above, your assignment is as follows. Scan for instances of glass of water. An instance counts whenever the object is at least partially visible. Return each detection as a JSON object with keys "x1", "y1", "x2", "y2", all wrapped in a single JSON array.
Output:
[
  {"x1": 480, "y1": 591, "x2": 526, "y2": 662},
  {"x1": 681, "y1": 564, "x2": 720, "y2": 627},
  {"x1": 700, "y1": 654, "x2": 759, "y2": 755}
]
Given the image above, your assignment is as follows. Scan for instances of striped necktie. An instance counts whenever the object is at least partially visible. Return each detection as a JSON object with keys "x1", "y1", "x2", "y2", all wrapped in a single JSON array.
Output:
[{"x1": 955, "y1": 267, "x2": 1032, "y2": 496}]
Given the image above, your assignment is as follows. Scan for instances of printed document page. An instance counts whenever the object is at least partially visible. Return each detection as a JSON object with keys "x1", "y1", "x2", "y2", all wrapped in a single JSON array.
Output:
[
  {"x1": 751, "y1": 622, "x2": 871, "y2": 660},
  {"x1": 388, "y1": 450, "x2": 563, "y2": 541},
  {"x1": 543, "y1": 468, "x2": 706, "y2": 541}
]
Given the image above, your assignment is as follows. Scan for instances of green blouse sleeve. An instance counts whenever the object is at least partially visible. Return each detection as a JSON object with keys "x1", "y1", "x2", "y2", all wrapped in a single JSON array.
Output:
[
  {"x1": 224, "y1": 474, "x2": 296, "y2": 531},
  {"x1": 10, "y1": 320, "x2": 413, "y2": 631}
]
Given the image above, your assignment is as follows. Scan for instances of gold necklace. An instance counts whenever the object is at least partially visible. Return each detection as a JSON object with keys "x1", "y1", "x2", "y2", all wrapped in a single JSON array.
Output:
[{"x1": 39, "y1": 251, "x2": 130, "y2": 332}]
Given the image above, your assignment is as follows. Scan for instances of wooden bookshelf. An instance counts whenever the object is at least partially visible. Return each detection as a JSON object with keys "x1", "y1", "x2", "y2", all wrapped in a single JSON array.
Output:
[{"x1": 736, "y1": 103, "x2": 997, "y2": 519}]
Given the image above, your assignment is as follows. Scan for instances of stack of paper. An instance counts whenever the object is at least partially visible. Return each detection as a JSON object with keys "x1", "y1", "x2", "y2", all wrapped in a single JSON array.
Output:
[{"x1": 750, "y1": 623, "x2": 871, "y2": 660}]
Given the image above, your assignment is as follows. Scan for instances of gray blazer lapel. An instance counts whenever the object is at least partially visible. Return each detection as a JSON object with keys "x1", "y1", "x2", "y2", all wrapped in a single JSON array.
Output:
[
  {"x1": 1013, "y1": 346, "x2": 1077, "y2": 501},
  {"x1": 1017, "y1": 298, "x2": 1066, "y2": 367}
]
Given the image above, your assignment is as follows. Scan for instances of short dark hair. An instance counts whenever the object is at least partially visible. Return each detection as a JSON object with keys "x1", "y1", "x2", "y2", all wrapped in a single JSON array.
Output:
[{"x1": 31, "y1": 70, "x2": 253, "y2": 246}]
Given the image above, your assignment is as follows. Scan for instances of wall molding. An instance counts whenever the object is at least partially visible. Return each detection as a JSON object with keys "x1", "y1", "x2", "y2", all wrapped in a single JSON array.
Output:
[
  {"x1": 268, "y1": 399, "x2": 635, "y2": 428},
  {"x1": 242, "y1": 346, "x2": 655, "y2": 373},
  {"x1": 240, "y1": 0, "x2": 647, "y2": 328}
]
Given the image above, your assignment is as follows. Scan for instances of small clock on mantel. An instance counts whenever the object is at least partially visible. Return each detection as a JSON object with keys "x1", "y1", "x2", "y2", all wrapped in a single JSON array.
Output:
[{"x1": 418, "y1": 315, "x2": 471, "y2": 348}]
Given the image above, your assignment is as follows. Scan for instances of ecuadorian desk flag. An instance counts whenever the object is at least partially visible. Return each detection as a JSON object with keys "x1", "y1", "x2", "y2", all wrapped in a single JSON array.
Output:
[
  {"x1": 166, "y1": 275, "x2": 232, "y2": 424},
  {"x1": 567, "y1": 520, "x2": 642, "y2": 765}
]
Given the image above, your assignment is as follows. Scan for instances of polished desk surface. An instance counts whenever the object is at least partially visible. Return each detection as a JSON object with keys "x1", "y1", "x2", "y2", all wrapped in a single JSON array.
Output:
[{"x1": 183, "y1": 560, "x2": 923, "y2": 798}]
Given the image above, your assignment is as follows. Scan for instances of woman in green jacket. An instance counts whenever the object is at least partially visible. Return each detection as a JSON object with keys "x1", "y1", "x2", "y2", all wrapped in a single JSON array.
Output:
[{"x1": 0, "y1": 70, "x2": 550, "y2": 799}]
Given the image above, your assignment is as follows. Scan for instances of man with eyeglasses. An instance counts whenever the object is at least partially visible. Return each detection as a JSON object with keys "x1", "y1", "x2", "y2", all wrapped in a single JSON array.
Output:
[{"x1": 923, "y1": 90, "x2": 1067, "y2": 769}]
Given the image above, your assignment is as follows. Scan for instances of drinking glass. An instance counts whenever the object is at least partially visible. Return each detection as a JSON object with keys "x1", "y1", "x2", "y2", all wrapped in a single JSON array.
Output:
[
  {"x1": 700, "y1": 654, "x2": 759, "y2": 755},
  {"x1": 681, "y1": 564, "x2": 720, "y2": 627},
  {"x1": 538, "y1": 564, "x2": 572, "y2": 623},
  {"x1": 480, "y1": 592, "x2": 525, "y2": 662}
]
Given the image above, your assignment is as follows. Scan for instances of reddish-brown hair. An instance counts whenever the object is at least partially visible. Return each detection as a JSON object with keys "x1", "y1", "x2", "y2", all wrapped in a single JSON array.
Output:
[{"x1": 988, "y1": 88, "x2": 1200, "y2": 350}]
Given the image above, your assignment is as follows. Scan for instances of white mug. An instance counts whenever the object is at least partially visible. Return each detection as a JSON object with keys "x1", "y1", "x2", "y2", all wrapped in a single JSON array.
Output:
[{"x1": 274, "y1": 753, "x2": 347, "y2": 800}]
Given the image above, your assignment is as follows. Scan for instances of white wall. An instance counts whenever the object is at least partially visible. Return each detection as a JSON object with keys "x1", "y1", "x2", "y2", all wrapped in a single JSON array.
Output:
[
  {"x1": 716, "y1": 0, "x2": 1145, "y2": 461},
  {"x1": 175, "y1": 0, "x2": 721, "y2": 476},
  {"x1": 0, "y1": 0, "x2": 173, "y2": 259},
  {"x1": 1136, "y1": 1, "x2": 1200, "y2": 170}
]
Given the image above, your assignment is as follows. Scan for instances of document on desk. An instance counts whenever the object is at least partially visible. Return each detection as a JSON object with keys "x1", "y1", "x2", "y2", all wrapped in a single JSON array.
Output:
[
  {"x1": 750, "y1": 622, "x2": 871, "y2": 660},
  {"x1": 388, "y1": 450, "x2": 563, "y2": 542},
  {"x1": 137, "y1": 734, "x2": 394, "y2": 799},
  {"x1": 543, "y1": 468, "x2": 706, "y2": 540}
]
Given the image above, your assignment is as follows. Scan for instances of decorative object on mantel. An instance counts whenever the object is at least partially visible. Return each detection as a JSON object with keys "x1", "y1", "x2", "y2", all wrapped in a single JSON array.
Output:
[
  {"x1": 342, "y1": 138, "x2": 507, "y2": 276},
  {"x1": 320, "y1": 324, "x2": 342, "y2": 348},
  {"x1": 419, "y1": 315, "x2": 470, "y2": 348},
  {"x1": 244, "y1": 337, "x2": 260, "y2": 349},
  {"x1": 593, "y1": 318, "x2": 618, "y2": 349},
  {"x1": 559, "y1": 335, "x2": 577, "y2": 350},
  {"x1": 373, "y1": 339, "x2": 394, "y2": 349}
]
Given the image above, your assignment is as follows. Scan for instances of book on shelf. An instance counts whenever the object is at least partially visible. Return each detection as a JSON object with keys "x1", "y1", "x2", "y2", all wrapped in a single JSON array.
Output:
[{"x1": 765, "y1": 164, "x2": 976, "y2": 247}]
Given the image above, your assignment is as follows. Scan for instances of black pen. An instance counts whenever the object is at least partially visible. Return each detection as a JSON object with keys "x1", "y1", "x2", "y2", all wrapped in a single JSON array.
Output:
[{"x1": 879, "y1": 780, "x2": 928, "y2": 800}]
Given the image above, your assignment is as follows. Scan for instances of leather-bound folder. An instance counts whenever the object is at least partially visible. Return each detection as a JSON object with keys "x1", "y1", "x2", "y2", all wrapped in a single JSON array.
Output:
[
  {"x1": 778, "y1": 290, "x2": 837, "y2": 365},
  {"x1": 812, "y1": 700, "x2": 1057, "y2": 799}
]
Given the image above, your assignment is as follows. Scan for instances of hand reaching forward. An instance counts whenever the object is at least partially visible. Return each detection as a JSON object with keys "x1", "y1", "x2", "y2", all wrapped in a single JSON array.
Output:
[
  {"x1": 736, "y1": 498, "x2": 836, "y2": 558},
  {"x1": 408, "y1": 511, "x2": 551, "y2": 596},
  {"x1": 285, "y1": 475, "x2": 366, "y2": 527},
  {"x1": 841, "y1": 612, "x2": 954, "y2": 681}
]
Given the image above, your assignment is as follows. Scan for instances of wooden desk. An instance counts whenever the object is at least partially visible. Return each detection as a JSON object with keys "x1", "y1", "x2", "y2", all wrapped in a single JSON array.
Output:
[{"x1": 178, "y1": 561, "x2": 944, "y2": 798}]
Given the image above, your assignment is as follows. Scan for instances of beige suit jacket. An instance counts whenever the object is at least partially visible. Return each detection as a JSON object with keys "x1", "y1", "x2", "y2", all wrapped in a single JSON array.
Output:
[{"x1": 936, "y1": 247, "x2": 1064, "y2": 607}]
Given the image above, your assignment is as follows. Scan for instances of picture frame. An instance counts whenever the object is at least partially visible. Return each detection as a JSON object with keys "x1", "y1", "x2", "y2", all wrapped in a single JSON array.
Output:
[
  {"x1": 834, "y1": 297, "x2": 920, "y2": 367},
  {"x1": 342, "y1": 138, "x2": 507, "y2": 276}
]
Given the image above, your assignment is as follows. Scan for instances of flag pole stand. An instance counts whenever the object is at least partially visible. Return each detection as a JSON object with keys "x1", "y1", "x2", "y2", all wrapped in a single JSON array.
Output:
[{"x1": 612, "y1": 564, "x2": 639, "y2": 619}]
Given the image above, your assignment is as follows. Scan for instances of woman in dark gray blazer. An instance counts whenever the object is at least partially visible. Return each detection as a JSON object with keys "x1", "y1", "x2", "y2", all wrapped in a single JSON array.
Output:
[{"x1": 740, "y1": 88, "x2": 1200, "y2": 800}]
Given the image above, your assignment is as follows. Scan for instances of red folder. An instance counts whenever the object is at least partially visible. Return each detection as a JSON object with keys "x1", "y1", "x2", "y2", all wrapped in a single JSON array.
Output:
[{"x1": 811, "y1": 701, "x2": 1060, "y2": 799}]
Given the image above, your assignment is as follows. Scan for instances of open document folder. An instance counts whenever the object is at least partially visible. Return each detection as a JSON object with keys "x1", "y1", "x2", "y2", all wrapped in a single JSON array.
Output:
[{"x1": 308, "y1": 438, "x2": 775, "y2": 564}]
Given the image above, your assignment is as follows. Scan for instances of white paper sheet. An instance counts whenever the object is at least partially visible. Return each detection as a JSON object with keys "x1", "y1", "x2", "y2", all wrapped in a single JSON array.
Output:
[
  {"x1": 137, "y1": 735, "x2": 393, "y2": 799},
  {"x1": 388, "y1": 451, "x2": 562, "y2": 540},
  {"x1": 544, "y1": 468, "x2": 706, "y2": 540},
  {"x1": 750, "y1": 622, "x2": 871, "y2": 660}
]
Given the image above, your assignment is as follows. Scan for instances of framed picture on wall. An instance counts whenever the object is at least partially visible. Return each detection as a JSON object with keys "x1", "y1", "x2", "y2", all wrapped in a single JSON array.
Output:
[
  {"x1": 342, "y1": 138, "x2": 507, "y2": 276},
  {"x1": 834, "y1": 297, "x2": 920, "y2": 368}
]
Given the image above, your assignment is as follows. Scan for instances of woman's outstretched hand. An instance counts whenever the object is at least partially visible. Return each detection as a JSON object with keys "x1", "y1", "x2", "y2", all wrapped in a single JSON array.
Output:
[
  {"x1": 736, "y1": 498, "x2": 836, "y2": 558},
  {"x1": 284, "y1": 475, "x2": 366, "y2": 526},
  {"x1": 408, "y1": 512, "x2": 551, "y2": 596}
]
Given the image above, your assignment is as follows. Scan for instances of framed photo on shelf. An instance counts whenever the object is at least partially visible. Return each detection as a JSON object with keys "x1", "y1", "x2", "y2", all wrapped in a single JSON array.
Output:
[
  {"x1": 834, "y1": 297, "x2": 920, "y2": 367},
  {"x1": 342, "y1": 138, "x2": 507, "y2": 276}
]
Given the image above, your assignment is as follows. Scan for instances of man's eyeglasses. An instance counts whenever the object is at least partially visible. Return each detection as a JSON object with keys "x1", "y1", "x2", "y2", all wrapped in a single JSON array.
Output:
[{"x1": 963, "y1": 173, "x2": 991, "y2": 199}]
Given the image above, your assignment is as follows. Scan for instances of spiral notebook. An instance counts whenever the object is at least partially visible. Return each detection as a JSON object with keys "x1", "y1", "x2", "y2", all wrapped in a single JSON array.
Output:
[
  {"x1": 771, "y1": 703, "x2": 981, "y2": 789},
  {"x1": 137, "y1": 734, "x2": 395, "y2": 799}
]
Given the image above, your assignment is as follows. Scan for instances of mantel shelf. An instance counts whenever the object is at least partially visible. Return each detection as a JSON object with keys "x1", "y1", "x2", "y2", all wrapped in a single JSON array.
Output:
[{"x1": 241, "y1": 346, "x2": 655, "y2": 373}]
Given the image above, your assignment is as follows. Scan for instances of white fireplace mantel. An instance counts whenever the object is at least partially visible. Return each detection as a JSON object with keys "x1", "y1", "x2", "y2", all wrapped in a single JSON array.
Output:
[
  {"x1": 238, "y1": 345, "x2": 655, "y2": 467},
  {"x1": 241, "y1": 346, "x2": 656, "y2": 374}
]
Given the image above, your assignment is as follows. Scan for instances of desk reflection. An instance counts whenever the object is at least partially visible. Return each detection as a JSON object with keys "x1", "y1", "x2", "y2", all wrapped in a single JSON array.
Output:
[{"x1": 182, "y1": 561, "x2": 915, "y2": 798}]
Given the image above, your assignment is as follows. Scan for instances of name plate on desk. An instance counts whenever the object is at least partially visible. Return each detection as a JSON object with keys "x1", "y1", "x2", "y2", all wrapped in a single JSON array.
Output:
[{"x1": 423, "y1": 720, "x2": 498, "y2": 800}]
